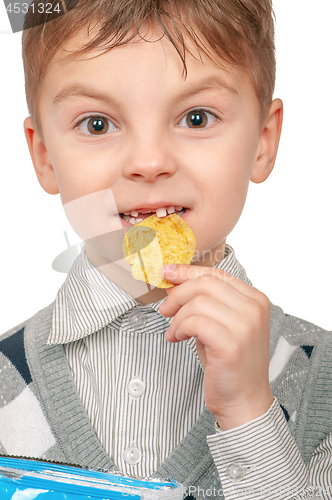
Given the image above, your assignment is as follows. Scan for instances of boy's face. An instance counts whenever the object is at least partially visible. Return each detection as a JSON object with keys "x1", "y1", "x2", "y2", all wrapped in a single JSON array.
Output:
[{"x1": 25, "y1": 27, "x2": 282, "y2": 286}]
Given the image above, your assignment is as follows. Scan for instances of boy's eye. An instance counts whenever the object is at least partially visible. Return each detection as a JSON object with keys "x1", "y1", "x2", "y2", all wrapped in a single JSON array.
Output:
[
  {"x1": 76, "y1": 116, "x2": 117, "y2": 135},
  {"x1": 179, "y1": 109, "x2": 219, "y2": 129},
  {"x1": 75, "y1": 110, "x2": 218, "y2": 135}
]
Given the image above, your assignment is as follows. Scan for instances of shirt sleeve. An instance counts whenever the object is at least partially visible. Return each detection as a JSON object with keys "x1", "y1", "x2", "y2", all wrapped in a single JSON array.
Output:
[{"x1": 206, "y1": 397, "x2": 332, "y2": 500}]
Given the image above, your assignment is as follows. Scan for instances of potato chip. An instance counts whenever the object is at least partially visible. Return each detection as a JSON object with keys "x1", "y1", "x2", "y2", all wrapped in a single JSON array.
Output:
[{"x1": 122, "y1": 213, "x2": 196, "y2": 288}]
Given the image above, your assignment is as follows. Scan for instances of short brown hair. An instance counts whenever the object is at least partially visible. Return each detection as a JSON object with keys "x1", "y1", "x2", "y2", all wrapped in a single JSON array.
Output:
[{"x1": 22, "y1": 0, "x2": 276, "y2": 138}]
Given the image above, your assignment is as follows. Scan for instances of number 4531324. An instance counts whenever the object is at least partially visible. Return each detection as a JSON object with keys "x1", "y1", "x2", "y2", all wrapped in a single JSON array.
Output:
[{"x1": 6, "y1": 3, "x2": 62, "y2": 14}]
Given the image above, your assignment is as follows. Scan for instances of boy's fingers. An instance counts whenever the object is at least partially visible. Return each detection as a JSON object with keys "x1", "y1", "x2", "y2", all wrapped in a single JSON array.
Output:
[
  {"x1": 160, "y1": 264, "x2": 270, "y2": 318},
  {"x1": 165, "y1": 314, "x2": 229, "y2": 348},
  {"x1": 162, "y1": 263, "x2": 254, "y2": 297},
  {"x1": 164, "y1": 295, "x2": 245, "y2": 340},
  {"x1": 161, "y1": 274, "x2": 258, "y2": 318}
]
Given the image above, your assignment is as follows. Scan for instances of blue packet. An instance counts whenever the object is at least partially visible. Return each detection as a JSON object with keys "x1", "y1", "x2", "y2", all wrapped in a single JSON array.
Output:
[{"x1": 0, "y1": 456, "x2": 183, "y2": 499}]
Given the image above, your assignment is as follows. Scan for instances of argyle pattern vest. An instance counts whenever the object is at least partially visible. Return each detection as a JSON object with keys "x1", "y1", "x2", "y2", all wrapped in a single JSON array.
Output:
[{"x1": 0, "y1": 302, "x2": 331, "y2": 499}]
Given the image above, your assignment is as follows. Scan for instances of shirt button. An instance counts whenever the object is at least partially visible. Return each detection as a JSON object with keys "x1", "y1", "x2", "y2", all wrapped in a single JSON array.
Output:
[
  {"x1": 127, "y1": 378, "x2": 145, "y2": 397},
  {"x1": 123, "y1": 446, "x2": 142, "y2": 465},
  {"x1": 128, "y1": 310, "x2": 147, "y2": 329},
  {"x1": 226, "y1": 463, "x2": 245, "y2": 482}
]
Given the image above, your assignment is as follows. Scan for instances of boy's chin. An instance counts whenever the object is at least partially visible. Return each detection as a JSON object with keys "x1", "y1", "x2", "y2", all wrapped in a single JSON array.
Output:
[
  {"x1": 84, "y1": 229, "x2": 130, "y2": 265},
  {"x1": 85, "y1": 245, "x2": 168, "y2": 303},
  {"x1": 191, "y1": 241, "x2": 227, "y2": 267}
]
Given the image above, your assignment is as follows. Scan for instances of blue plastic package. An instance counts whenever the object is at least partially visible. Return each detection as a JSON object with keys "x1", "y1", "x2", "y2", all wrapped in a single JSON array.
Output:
[{"x1": 0, "y1": 456, "x2": 183, "y2": 499}]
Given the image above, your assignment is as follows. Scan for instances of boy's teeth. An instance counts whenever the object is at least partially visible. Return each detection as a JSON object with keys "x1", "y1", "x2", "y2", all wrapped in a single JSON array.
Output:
[
  {"x1": 156, "y1": 207, "x2": 167, "y2": 217},
  {"x1": 128, "y1": 205, "x2": 180, "y2": 217},
  {"x1": 121, "y1": 206, "x2": 186, "y2": 224}
]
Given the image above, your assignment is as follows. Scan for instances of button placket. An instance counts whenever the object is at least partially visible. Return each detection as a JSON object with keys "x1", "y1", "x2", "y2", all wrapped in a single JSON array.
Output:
[
  {"x1": 127, "y1": 309, "x2": 147, "y2": 330},
  {"x1": 127, "y1": 378, "x2": 145, "y2": 398},
  {"x1": 123, "y1": 445, "x2": 142, "y2": 465},
  {"x1": 225, "y1": 463, "x2": 246, "y2": 482}
]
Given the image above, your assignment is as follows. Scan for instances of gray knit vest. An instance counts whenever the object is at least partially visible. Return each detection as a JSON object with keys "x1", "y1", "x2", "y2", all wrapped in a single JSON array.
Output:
[{"x1": 1, "y1": 301, "x2": 332, "y2": 499}]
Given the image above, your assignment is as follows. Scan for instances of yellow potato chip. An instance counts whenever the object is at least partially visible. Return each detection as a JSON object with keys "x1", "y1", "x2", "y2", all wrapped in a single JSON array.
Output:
[{"x1": 122, "y1": 213, "x2": 196, "y2": 288}]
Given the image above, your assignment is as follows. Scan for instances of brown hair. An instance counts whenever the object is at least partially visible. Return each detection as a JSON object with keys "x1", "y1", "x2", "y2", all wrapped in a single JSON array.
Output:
[{"x1": 22, "y1": 0, "x2": 276, "y2": 138}]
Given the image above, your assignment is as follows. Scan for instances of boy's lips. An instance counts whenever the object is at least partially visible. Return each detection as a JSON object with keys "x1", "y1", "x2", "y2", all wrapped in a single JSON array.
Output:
[{"x1": 119, "y1": 205, "x2": 188, "y2": 225}]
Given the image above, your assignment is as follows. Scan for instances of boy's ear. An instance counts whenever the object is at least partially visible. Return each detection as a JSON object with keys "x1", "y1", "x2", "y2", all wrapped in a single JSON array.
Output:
[
  {"x1": 23, "y1": 116, "x2": 59, "y2": 195},
  {"x1": 250, "y1": 98, "x2": 283, "y2": 184}
]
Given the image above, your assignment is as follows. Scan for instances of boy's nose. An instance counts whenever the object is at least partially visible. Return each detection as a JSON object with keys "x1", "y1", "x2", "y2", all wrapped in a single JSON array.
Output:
[{"x1": 121, "y1": 135, "x2": 177, "y2": 182}]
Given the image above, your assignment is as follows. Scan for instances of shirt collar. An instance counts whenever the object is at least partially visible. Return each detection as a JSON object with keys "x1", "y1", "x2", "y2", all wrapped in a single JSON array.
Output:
[{"x1": 47, "y1": 243, "x2": 251, "y2": 345}]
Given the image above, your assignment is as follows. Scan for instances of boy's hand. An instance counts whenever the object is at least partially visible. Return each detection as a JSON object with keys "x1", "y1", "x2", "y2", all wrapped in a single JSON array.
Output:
[{"x1": 159, "y1": 264, "x2": 273, "y2": 430}]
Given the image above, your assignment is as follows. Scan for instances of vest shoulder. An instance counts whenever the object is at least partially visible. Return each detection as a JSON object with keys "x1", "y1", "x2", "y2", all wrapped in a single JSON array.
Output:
[
  {"x1": 0, "y1": 302, "x2": 55, "y2": 343},
  {"x1": 270, "y1": 301, "x2": 330, "y2": 345},
  {"x1": 0, "y1": 302, "x2": 54, "y2": 394}
]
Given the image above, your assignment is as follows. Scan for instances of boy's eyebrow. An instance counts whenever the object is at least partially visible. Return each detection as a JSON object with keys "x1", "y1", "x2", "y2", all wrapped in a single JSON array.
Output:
[
  {"x1": 53, "y1": 85, "x2": 120, "y2": 107},
  {"x1": 52, "y1": 76, "x2": 239, "y2": 107},
  {"x1": 172, "y1": 76, "x2": 239, "y2": 105}
]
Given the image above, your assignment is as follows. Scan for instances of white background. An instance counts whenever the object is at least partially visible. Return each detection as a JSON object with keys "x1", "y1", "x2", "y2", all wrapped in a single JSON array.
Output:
[{"x1": 0, "y1": 1, "x2": 331, "y2": 334}]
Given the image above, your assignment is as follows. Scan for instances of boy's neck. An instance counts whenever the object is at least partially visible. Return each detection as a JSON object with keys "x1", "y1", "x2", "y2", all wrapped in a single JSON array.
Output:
[{"x1": 85, "y1": 241, "x2": 226, "y2": 306}]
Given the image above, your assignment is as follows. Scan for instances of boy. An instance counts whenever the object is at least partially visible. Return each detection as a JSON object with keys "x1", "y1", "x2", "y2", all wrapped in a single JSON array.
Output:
[{"x1": 1, "y1": 0, "x2": 331, "y2": 499}]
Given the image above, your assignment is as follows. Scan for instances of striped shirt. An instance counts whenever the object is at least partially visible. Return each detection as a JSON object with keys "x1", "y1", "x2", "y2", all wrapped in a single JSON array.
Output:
[{"x1": 48, "y1": 244, "x2": 309, "y2": 496}]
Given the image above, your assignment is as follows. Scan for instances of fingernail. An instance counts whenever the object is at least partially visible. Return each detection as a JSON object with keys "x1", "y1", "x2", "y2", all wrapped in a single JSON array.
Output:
[{"x1": 162, "y1": 264, "x2": 176, "y2": 276}]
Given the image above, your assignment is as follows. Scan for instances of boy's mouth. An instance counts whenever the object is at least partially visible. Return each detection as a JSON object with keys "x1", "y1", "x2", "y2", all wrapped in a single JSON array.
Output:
[{"x1": 120, "y1": 206, "x2": 187, "y2": 225}]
